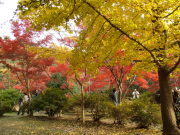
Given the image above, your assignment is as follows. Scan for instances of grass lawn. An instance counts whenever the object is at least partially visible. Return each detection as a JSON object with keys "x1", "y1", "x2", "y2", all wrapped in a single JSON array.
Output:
[{"x1": 0, "y1": 112, "x2": 162, "y2": 135}]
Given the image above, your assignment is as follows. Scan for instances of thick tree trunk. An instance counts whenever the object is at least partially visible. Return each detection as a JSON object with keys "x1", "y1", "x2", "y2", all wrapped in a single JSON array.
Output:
[{"x1": 158, "y1": 68, "x2": 180, "y2": 135}]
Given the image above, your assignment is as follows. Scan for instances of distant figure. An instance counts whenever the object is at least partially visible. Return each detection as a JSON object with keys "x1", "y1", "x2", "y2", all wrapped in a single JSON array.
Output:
[
  {"x1": 23, "y1": 94, "x2": 29, "y2": 103},
  {"x1": 35, "y1": 90, "x2": 40, "y2": 96},
  {"x1": 173, "y1": 87, "x2": 180, "y2": 104},
  {"x1": 154, "y1": 90, "x2": 161, "y2": 104},
  {"x1": 32, "y1": 90, "x2": 40, "y2": 98},
  {"x1": 132, "y1": 89, "x2": 140, "y2": 99},
  {"x1": 18, "y1": 97, "x2": 23, "y2": 106},
  {"x1": 111, "y1": 88, "x2": 118, "y2": 106},
  {"x1": 18, "y1": 94, "x2": 29, "y2": 115},
  {"x1": 172, "y1": 87, "x2": 180, "y2": 125},
  {"x1": 17, "y1": 97, "x2": 23, "y2": 115}
]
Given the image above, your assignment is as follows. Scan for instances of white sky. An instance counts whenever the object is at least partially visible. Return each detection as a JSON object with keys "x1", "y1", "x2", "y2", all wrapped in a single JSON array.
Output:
[
  {"x1": 0, "y1": 0, "x2": 79, "y2": 46},
  {"x1": 0, "y1": 0, "x2": 19, "y2": 37}
]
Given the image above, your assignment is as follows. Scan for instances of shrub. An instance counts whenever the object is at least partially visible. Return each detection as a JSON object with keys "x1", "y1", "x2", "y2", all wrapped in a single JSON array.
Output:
[
  {"x1": 107, "y1": 99, "x2": 132, "y2": 124},
  {"x1": 66, "y1": 92, "x2": 110, "y2": 122},
  {"x1": 65, "y1": 93, "x2": 89, "y2": 110},
  {"x1": 130, "y1": 92, "x2": 162, "y2": 128},
  {"x1": 31, "y1": 88, "x2": 68, "y2": 117},
  {"x1": 106, "y1": 92, "x2": 161, "y2": 127},
  {"x1": 86, "y1": 92, "x2": 109, "y2": 122},
  {"x1": 62, "y1": 93, "x2": 92, "y2": 120},
  {"x1": 0, "y1": 89, "x2": 22, "y2": 116}
]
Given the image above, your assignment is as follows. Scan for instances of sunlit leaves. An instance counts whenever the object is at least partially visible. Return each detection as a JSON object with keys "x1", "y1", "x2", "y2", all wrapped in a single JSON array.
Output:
[
  {"x1": 18, "y1": 0, "x2": 179, "y2": 74},
  {"x1": 27, "y1": 44, "x2": 71, "y2": 63}
]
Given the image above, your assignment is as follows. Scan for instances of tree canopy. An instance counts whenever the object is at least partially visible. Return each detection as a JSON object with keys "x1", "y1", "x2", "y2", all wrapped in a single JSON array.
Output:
[
  {"x1": 16, "y1": 0, "x2": 180, "y2": 134},
  {"x1": 18, "y1": 0, "x2": 179, "y2": 72}
]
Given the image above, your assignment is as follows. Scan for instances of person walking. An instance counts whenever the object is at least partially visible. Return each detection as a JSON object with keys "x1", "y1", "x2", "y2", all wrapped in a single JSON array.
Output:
[
  {"x1": 111, "y1": 88, "x2": 118, "y2": 106},
  {"x1": 132, "y1": 89, "x2": 140, "y2": 99}
]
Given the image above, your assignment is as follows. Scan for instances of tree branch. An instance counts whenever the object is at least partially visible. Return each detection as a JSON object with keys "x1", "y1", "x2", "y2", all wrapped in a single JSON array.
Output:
[
  {"x1": 83, "y1": 0, "x2": 161, "y2": 68},
  {"x1": 75, "y1": 74, "x2": 82, "y2": 87},
  {"x1": 168, "y1": 57, "x2": 180, "y2": 74},
  {"x1": 122, "y1": 75, "x2": 136, "y2": 99},
  {"x1": 162, "y1": 5, "x2": 180, "y2": 18}
]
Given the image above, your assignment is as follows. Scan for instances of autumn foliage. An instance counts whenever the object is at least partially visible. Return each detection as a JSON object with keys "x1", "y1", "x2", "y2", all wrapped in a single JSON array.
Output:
[{"x1": 0, "y1": 20, "x2": 54, "y2": 94}]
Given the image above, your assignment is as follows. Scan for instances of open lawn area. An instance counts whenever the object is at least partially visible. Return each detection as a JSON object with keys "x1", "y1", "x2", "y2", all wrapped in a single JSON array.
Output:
[{"x1": 0, "y1": 113, "x2": 162, "y2": 135}]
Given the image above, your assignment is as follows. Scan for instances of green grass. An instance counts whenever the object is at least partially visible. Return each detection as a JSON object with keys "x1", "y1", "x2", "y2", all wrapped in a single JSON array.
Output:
[{"x1": 0, "y1": 113, "x2": 162, "y2": 135}]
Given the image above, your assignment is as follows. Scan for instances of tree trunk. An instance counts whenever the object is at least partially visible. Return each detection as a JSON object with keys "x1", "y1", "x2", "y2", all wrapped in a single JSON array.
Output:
[
  {"x1": 117, "y1": 84, "x2": 122, "y2": 104},
  {"x1": 27, "y1": 78, "x2": 33, "y2": 116},
  {"x1": 27, "y1": 77, "x2": 31, "y2": 100},
  {"x1": 158, "y1": 68, "x2": 180, "y2": 135},
  {"x1": 81, "y1": 85, "x2": 85, "y2": 123}
]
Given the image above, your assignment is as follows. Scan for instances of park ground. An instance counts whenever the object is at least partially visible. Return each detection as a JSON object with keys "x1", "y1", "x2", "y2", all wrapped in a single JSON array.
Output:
[{"x1": 0, "y1": 112, "x2": 162, "y2": 135}]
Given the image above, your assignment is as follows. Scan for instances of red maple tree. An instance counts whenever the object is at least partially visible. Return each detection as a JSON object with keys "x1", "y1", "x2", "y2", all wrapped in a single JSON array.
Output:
[{"x1": 0, "y1": 20, "x2": 54, "y2": 97}]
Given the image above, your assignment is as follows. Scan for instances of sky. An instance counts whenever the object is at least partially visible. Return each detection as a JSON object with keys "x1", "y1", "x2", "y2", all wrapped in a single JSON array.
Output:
[
  {"x1": 0, "y1": 0, "x2": 78, "y2": 46},
  {"x1": 0, "y1": 0, "x2": 19, "y2": 37}
]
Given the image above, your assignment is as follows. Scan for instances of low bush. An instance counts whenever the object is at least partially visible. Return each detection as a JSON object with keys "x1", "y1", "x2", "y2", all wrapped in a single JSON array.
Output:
[
  {"x1": 106, "y1": 92, "x2": 161, "y2": 127},
  {"x1": 31, "y1": 88, "x2": 68, "y2": 117},
  {"x1": 107, "y1": 100, "x2": 132, "y2": 124},
  {"x1": 130, "y1": 92, "x2": 162, "y2": 128},
  {"x1": 65, "y1": 93, "x2": 89, "y2": 111},
  {"x1": 86, "y1": 92, "x2": 109, "y2": 122},
  {"x1": 65, "y1": 91, "x2": 110, "y2": 122},
  {"x1": 0, "y1": 88, "x2": 22, "y2": 116}
]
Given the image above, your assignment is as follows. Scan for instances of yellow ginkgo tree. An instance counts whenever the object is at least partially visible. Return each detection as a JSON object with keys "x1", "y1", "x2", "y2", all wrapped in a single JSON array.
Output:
[{"x1": 18, "y1": 0, "x2": 180, "y2": 134}]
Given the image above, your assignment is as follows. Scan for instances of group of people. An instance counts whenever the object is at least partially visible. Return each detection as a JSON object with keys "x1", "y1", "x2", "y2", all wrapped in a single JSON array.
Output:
[
  {"x1": 155, "y1": 87, "x2": 180, "y2": 104},
  {"x1": 111, "y1": 88, "x2": 140, "y2": 106},
  {"x1": 111, "y1": 87, "x2": 180, "y2": 106},
  {"x1": 17, "y1": 93, "x2": 29, "y2": 115},
  {"x1": 17, "y1": 90, "x2": 41, "y2": 115}
]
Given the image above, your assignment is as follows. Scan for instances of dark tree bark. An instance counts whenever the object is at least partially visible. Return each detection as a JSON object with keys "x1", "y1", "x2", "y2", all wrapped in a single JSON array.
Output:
[{"x1": 158, "y1": 67, "x2": 180, "y2": 135}]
